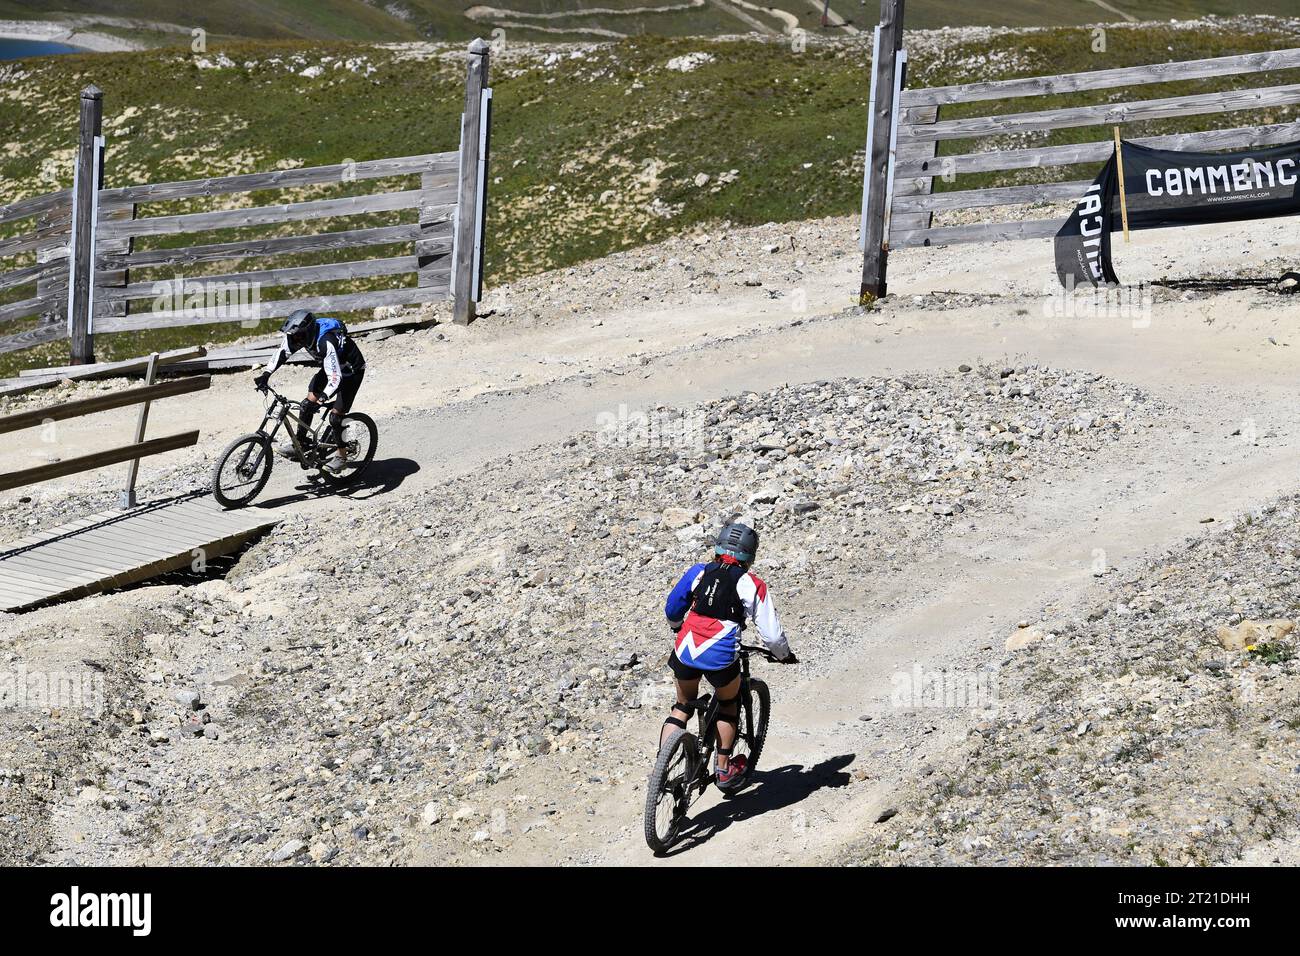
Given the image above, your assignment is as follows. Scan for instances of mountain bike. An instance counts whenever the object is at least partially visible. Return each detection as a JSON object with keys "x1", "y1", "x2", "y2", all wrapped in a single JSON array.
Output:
[
  {"x1": 210, "y1": 384, "x2": 377, "y2": 508},
  {"x1": 643, "y1": 643, "x2": 778, "y2": 855}
]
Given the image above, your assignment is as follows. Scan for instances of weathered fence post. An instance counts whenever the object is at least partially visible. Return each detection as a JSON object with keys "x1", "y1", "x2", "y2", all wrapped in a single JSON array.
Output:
[
  {"x1": 68, "y1": 84, "x2": 103, "y2": 364},
  {"x1": 859, "y1": 0, "x2": 904, "y2": 305},
  {"x1": 452, "y1": 38, "x2": 490, "y2": 326}
]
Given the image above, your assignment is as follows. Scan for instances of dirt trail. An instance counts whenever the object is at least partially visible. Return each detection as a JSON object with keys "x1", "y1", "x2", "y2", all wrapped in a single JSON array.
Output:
[
  {"x1": 383, "y1": 299, "x2": 1299, "y2": 864},
  {"x1": 7, "y1": 219, "x2": 1300, "y2": 865}
]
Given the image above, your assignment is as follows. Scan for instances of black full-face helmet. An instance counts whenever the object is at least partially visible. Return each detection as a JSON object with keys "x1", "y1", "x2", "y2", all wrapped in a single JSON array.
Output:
[
  {"x1": 282, "y1": 309, "x2": 316, "y2": 352},
  {"x1": 715, "y1": 521, "x2": 759, "y2": 563}
]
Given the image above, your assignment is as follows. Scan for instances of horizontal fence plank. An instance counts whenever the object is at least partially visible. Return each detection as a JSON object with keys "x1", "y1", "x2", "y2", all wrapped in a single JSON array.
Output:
[
  {"x1": 0, "y1": 318, "x2": 64, "y2": 357},
  {"x1": 0, "y1": 262, "x2": 48, "y2": 294},
  {"x1": 0, "y1": 430, "x2": 200, "y2": 492},
  {"x1": 901, "y1": 48, "x2": 1300, "y2": 107},
  {"x1": 893, "y1": 179, "x2": 1088, "y2": 213},
  {"x1": 0, "y1": 376, "x2": 210, "y2": 435},
  {"x1": 16, "y1": 346, "x2": 207, "y2": 380},
  {"x1": 0, "y1": 377, "x2": 62, "y2": 398},
  {"x1": 0, "y1": 293, "x2": 55, "y2": 325},
  {"x1": 0, "y1": 215, "x2": 70, "y2": 260},
  {"x1": 895, "y1": 120, "x2": 1300, "y2": 178},
  {"x1": 0, "y1": 189, "x2": 71, "y2": 228},
  {"x1": 103, "y1": 254, "x2": 427, "y2": 304},
  {"x1": 418, "y1": 200, "x2": 457, "y2": 222},
  {"x1": 100, "y1": 153, "x2": 457, "y2": 205},
  {"x1": 101, "y1": 189, "x2": 429, "y2": 240},
  {"x1": 95, "y1": 284, "x2": 450, "y2": 333},
  {"x1": 116, "y1": 222, "x2": 434, "y2": 270},
  {"x1": 891, "y1": 218, "x2": 1060, "y2": 249},
  {"x1": 213, "y1": 313, "x2": 437, "y2": 355},
  {"x1": 900, "y1": 82, "x2": 1300, "y2": 143}
]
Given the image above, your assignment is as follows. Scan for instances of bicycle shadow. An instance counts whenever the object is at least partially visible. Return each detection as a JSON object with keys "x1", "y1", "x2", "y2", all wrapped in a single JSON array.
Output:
[
  {"x1": 662, "y1": 753, "x2": 855, "y2": 857},
  {"x1": 253, "y1": 457, "x2": 420, "y2": 510}
]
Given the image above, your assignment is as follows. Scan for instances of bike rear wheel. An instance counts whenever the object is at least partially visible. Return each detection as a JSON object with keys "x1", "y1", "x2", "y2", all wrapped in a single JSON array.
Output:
[
  {"x1": 319, "y1": 412, "x2": 377, "y2": 486},
  {"x1": 644, "y1": 728, "x2": 698, "y2": 855},
  {"x1": 727, "y1": 678, "x2": 770, "y2": 794},
  {"x1": 211, "y1": 433, "x2": 273, "y2": 509}
]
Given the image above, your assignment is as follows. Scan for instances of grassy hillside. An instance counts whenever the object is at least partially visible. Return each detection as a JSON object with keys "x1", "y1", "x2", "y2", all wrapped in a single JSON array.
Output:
[
  {"x1": 1, "y1": 17, "x2": 1299, "y2": 373},
  {"x1": 5, "y1": 1, "x2": 1300, "y2": 44}
]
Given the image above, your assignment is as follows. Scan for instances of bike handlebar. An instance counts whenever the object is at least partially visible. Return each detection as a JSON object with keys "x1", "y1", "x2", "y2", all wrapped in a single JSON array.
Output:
[
  {"x1": 256, "y1": 381, "x2": 336, "y2": 408},
  {"x1": 739, "y1": 643, "x2": 798, "y2": 664},
  {"x1": 258, "y1": 385, "x2": 288, "y2": 403}
]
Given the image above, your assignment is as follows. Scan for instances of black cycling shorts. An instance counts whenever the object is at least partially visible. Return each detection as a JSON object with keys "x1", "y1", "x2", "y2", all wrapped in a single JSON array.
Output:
[
  {"x1": 309, "y1": 366, "x2": 365, "y2": 414},
  {"x1": 667, "y1": 653, "x2": 741, "y2": 687}
]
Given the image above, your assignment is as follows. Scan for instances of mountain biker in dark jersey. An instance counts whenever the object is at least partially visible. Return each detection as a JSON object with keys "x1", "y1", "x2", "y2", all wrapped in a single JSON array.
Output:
[
  {"x1": 660, "y1": 521, "x2": 796, "y2": 790},
  {"x1": 254, "y1": 309, "x2": 366, "y2": 474}
]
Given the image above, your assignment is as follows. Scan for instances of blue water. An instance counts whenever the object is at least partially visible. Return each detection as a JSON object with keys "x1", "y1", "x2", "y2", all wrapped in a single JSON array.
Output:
[{"x1": 0, "y1": 37, "x2": 80, "y2": 60}]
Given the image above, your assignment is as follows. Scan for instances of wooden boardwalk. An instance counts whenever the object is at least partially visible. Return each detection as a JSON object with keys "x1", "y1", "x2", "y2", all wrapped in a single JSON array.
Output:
[{"x1": 0, "y1": 495, "x2": 278, "y2": 612}]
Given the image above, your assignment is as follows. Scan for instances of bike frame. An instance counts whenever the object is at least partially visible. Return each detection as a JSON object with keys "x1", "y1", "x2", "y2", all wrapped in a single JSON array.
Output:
[
  {"x1": 686, "y1": 646, "x2": 758, "y2": 794},
  {"x1": 255, "y1": 388, "x2": 331, "y2": 468}
]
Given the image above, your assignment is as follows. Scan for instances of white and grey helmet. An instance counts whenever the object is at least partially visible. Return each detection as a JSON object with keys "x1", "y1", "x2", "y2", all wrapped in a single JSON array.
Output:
[{"x1": 281, "y1": 309, "x2": 316, "y2": 352}]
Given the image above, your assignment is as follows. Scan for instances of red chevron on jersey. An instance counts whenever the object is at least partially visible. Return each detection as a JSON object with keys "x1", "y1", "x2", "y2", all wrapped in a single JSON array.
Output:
[{"x1": 674, "y1": 611, "x2": 739, "y2": 670}]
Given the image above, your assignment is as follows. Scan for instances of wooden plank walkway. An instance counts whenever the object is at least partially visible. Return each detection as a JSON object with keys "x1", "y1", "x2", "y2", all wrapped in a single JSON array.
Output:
[{"x1": 0, "y1": 495, "x2": 278, "y2": 612}]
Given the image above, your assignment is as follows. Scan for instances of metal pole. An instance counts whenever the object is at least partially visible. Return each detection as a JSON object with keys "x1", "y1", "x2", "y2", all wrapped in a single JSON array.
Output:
[
  {"x1": 121, "y1": 351, "x2": 158, "y2": 509},
  {"x1": 1113, "y1": 127, "x2": 1131, "y2": 243}
]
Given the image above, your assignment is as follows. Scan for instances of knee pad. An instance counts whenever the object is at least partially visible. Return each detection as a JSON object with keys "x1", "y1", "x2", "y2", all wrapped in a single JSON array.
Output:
[{"x1": 664, "y1": 702, "x2": 694, "y2": 732}]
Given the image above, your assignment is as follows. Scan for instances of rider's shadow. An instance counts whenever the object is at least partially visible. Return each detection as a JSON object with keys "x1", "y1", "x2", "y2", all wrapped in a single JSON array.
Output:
[
  {"x1": 664, "y1": 753, "x2": 855, "y2": 856},
  {"x1": 334, "y1": 456, "x2": 419, "y2": 500},
  {"x1": 255, "y1": 457, "x2": 419, "y2": 509}
]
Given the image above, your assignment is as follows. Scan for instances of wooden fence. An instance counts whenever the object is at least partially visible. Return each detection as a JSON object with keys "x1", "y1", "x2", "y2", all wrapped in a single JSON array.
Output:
[
  {"x1": 0, "y1": 347, "x2": 207, "y2": 502},
  {"x1": 0, "y1": 188, "x2": 72, "y2": 352},
  {"x1": 0, "y1": 38, "x2": 492, "y2": 364},
  {"x1": 858, "y1": 0, "x2": 1300, "y2": 300}
]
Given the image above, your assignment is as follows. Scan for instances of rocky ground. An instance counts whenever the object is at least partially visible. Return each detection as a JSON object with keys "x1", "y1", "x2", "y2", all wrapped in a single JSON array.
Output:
[
  {"x1": 476, "y1": 216, "x2": 855, "y2": 328},
  {"x1": 0, "y1": 360, "x2": 1156, "y2": 864},
  {"x1": 2, "y1": 173, "x2": 1300, "y2": 865},
  {"x1": 848, "y1": 497, "x2": 1300, "y2": 866}
]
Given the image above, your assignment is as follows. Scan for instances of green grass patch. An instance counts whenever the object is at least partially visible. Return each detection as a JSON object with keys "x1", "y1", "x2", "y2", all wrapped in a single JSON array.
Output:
[{"x1": 2, "y1": 20, "x2": 1298, "y2": 370}]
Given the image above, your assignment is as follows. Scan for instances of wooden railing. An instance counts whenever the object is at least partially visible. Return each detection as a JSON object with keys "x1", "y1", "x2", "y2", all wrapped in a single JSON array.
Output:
[
  {"x1": 858, "y1": 0, "x2": 1300, "y2": 297},
  {"x1": 0, "y1": 347, "x2": 207, "y2": 501},
  {"x1": 0, "y1": 39, "x2": 492, "y2": 363}
]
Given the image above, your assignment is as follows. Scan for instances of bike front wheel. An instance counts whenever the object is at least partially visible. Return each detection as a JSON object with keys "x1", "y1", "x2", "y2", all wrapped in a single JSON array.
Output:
[
  {"x1": 644, "y1": 728, "x2": 698, "y2": 855},
  {"x1": 211, "y1": 433, "x2": 273, "y2": 508},
  {"x1": 319, "y1": 412, "x2": 378, "y2": 486},
  {"x1": 727, "y1": 678, "x2": 770, "y2": 794}
]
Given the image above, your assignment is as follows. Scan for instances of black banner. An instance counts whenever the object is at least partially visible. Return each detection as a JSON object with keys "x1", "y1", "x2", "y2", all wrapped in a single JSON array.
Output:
[
  {"x1": 1056, "y1": 138, "x2": 1300, "y2": 288},
  {"x1": 0, "y1": 865, "x2": 1274, "y2": 941},
  {"x1": 1055, "y1": 150, "x2": 1120, "y2": 288}
]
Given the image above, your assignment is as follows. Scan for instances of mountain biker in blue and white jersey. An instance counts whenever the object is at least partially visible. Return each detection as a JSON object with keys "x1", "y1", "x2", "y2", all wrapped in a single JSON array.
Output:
[
  {"x1": 254, "y1": 309, "x2": 366, "y2": 474},
  {"x1": 659, "y1": 521, "x2": 796, "y2": 790}
]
